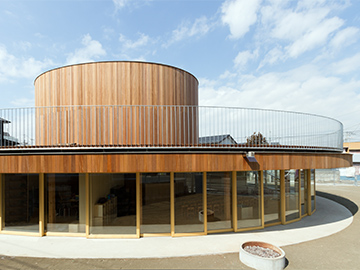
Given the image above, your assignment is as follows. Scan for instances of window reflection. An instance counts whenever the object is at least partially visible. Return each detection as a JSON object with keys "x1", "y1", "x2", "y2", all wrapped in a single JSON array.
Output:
[
  {"x1": 174, "y1": 173, "x2": 204, "y2": 234},
  {"x1": 46, "y1": 174, "x2": 85, "y2": 233},
  {"x1": 4, "y1": 174, "x2": 39, "y2": 232},
  {"x1": 90, "y1": 174, "x2": 136, "y2": 235},
  {"x1": 285, "y1": 170, "x2": 300, "y2": 222},
  {"x1": 301, "y1": 169, "x2": 308, "y2": 216},
  {"x1": 141, "y1": 173, "x2": 170, "y2": 234},
  {"x1": 206, "y1": 172, "x2": 232, "y2": 231},
  {"x1": 311, "y1": 169, "x2": 315, "y2": 212},
  {"x1": 263, "y1": 170, "x2": 281, "y2": 225},
  {"x1": 237, "y1": 171, "x2": 261, "y2": 229}
]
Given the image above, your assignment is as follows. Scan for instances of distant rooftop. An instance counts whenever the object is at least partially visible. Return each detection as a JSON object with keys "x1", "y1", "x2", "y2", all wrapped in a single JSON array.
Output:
[{"x1": 199, "y1": 134, "x2": 237, "y2": 145}]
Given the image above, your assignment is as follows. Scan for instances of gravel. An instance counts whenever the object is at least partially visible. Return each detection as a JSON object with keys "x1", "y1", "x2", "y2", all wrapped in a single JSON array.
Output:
[{"x1": 244, "y1": 246, "x2": 281, "y2": 258}]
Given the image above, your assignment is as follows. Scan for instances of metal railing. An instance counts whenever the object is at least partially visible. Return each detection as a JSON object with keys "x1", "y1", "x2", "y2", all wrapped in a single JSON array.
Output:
[{"x1": 0, "y1": 105, "x2": 343, "y2": 151}]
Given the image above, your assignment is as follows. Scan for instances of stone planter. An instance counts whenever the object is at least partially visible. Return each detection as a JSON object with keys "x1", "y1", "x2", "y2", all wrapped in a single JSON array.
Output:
[{"x1": 239, "y1": 241, "x2": 285, "y2": 270}]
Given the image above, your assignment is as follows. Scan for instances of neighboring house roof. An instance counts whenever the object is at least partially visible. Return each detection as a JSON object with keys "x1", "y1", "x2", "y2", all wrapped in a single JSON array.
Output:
[
  {"x1": 0, "y1": 117, "x2": 10, "y2": 124},
  {"x1": 343, "y1": 142, "x2": 360, "y2": 151},
  {"x1": 199, "y1": 134, "x2": 237, "y2": 145}
]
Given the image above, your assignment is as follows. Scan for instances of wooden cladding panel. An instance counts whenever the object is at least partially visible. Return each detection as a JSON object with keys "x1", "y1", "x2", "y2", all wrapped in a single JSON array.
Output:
[
  {"x1": 35, "y1": 62, "x2": 198, "y2": 146},
  {"x1": 0, "y1": 153, "x2": 352, "y2": 174},
  {"x1": 35, "y1": 62, "x2": 198, "y2": 107}
]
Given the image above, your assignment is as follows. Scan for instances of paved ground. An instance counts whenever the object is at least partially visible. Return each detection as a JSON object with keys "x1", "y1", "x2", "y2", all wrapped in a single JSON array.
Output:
[{"x1": 0, "y1": 185, "x2": 358, "y2": 269}]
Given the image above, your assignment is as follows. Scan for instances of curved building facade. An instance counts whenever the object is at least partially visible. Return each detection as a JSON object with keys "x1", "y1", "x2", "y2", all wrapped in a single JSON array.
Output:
[{"x1": 0, "y1": 61, "x2": 352, "y2": 238}]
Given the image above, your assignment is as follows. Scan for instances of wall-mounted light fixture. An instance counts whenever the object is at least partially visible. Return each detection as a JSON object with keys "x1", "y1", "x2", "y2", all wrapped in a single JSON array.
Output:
[{"x1": 245, "y1": 151, "x2": 258, "y2": 163}]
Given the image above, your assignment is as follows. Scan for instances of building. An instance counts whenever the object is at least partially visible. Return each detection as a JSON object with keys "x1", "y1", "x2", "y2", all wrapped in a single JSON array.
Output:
[
  {"x1": 0, "y1": 118, "x2": 18, "y2": 146},
  {"x1": 342, "y1": 142, "x2": 360, "y2": 180},
  {"x1": 0, "y1": 61, "x2": 352, "y2": 238}
]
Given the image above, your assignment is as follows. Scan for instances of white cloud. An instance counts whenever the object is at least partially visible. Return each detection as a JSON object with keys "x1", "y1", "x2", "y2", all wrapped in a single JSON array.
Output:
[
  {"x1": 221, "y1": 0, "x2": 262, "y2": 39},
  {"x1": 296, "y1": 0, "x2": 327, "y2": 10},
  {"x1": 257, "y1": 1, "x2": 353, "y2": 66},
  {"x1": 66, "y1": 34, "x2": 106, "y2": 65},
  {"x1": 233, "y1": 50, "x2": 258, "y2": 69},
  {"x1": 0, "y1": 44, "x2": 53, "y2": 82},
  {"x1": 285, "y1": 17, "x2": 343, "y2": 58},
  {"x1": 199, "y1": 62, "x2": 360, "y2": 129},
  {"x1": 332, "y1": 53, "x2": 360, "y2": 75},
  {"x1": 270, "y1": 8, "x2": 330, "y2": 41},
  {"x1": 112, "y1": 0, "x2": 130, "y2": 10},
  {"x1": 10, "y1": 97, "x2": 34, "y2": 107},
  {"x1": 119, "y1": 33, "x2": 150, "y2": 50},
  {"x1": 257, "y1": 47, "x2": 283, "y2": 69},
  {"x1": 219, "y1": 70, "x2": 237, "y2": 80},
  {"x1": 330, "y1": 27, "x2": 360, "y2": 50},
  {"x1": 164, "y1": 16, "x2": 211, "y2": 47}
]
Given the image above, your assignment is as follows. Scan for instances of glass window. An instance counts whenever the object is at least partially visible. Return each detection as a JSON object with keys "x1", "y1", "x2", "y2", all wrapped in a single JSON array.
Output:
[
  {"x1": 263, "y1": 170, "x2": 281, "y2": 225},
  {"x1": 3, "y1": 174, "x2": 39, "y2": 233},
  {"x1": 141, "y1": 173, "x2": 170, "y2": 234},
  {"x1": 301, "y1": 169, "x2": 308, "y2": 216},
  {"x1": 45, "y1": 174, "x2": 85, "y2": 233},
  {"x1": 311, "y1": 169, "x2": 315, "y2": 212},
  {"x1": 174, "y1": 173, "x2": 204, "y2": 234},
  {"x1": 206, "y1": 172, "x2": 232, "y2": 231},
  {"x1": 285, "y1": 170, "x2": 300, "y2": 222},
  {"x1": 90, "y1": 174, "x2": 136, "y2": 235},
  {"x1": 237, "y1": 171, "x2": 261, "y2": 229}
]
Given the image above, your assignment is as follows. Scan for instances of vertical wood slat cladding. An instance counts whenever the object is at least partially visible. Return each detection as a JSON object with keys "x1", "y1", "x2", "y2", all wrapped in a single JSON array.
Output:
[
  {"x1": 0, "y1": 153, "x2": 352, "y2": 174},
  {"x1": 34, "y1": 62, "x2": 199, "y2": 146}
]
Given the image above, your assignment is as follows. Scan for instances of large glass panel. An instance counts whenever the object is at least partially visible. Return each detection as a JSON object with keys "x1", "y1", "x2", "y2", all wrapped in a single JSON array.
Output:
[
  {"x1": 237, "y1": 171, "x2": 261, "y2": 229},
  {"x1": 285, "y1": 170, "x2": 300, "y2": 222},
  {"x1": 206, "y1": 172, "x2": 232, "y2": 231},
  {"x1": 301, "y1": 170, "x2": 308, "y2": 216},
  {"x1": 263, "y1": 170, "x2": 281, "y2": 225},
  {"x1": 90, "y1": 174, "x2": 136, "y2": 235},
  {"x1": 45, "y1": 174, "x2": 85, "y2": 233},
  {"x1": 3, "y1": 174, "x2": 39, "y2": 232},
  {"x1": 141, "y1": 173, "x2": 170, "y2": 234},
  {"x1": 174, "y1": 173, "x2": 204, "y2": 234},
  {"x1": 311, "y1": 169, "x2": 315, "y2": 212}
]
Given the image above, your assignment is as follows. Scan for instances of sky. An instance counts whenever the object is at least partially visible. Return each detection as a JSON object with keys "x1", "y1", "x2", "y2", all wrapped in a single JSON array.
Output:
[{"x1": 1, "y1": 0, "x2": 360, "y2": 140}]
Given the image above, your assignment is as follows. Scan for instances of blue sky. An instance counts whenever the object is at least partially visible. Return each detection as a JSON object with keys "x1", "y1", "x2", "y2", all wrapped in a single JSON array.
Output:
[{"x1": 1, "y1": 0, "x2": 360, "y2": 140}]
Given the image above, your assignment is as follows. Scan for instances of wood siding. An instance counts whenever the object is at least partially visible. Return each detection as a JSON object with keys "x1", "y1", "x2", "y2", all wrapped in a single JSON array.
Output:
[
  {"x1": 34, "y1": 62, "x2": 199, "y2": 146},
  {"x1": 0, "y1": 152, "x2": 352, "y2": 174}
]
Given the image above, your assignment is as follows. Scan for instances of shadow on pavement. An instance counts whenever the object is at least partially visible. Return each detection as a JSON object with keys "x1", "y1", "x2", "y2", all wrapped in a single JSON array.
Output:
[{"x1": 316, "y1": 191, "x2": 358, "y2": 216}]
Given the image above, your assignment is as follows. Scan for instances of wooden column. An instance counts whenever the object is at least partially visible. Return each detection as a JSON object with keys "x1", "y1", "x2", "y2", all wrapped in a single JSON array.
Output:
[
  {"x1": 170, "y1": 172, "x2": 175, "y2": 236},
  {"x1": 136, "y1": 172, "x2": 141, "y2": 238},
  {"x1": 85, "y1": 173, "x2": 90, "y2": 237},
  {"x1": 39, "y1": 173, "x2": 45, "y2": 236}
]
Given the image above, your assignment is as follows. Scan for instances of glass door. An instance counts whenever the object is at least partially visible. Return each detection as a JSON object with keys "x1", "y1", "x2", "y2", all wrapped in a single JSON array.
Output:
[{"x1": 140, "y1": 173, "x2": 171, "y2": 235}]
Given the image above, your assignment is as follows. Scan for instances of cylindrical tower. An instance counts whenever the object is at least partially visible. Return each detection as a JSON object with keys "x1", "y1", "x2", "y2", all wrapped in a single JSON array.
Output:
[{"x1": 34, "y1": 61, "x2": 199, "y2": 146}]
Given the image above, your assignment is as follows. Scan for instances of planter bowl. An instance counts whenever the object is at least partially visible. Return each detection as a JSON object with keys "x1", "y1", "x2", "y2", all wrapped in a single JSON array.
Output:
[{"x1": 239, "y1": 241, "x2": 285, "y2": 270}]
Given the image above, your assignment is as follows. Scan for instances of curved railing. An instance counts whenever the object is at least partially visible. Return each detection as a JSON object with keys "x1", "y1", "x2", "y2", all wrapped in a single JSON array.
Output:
[{"x1": 0, "y1": 105, "x2": 343, "y2": 152}]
